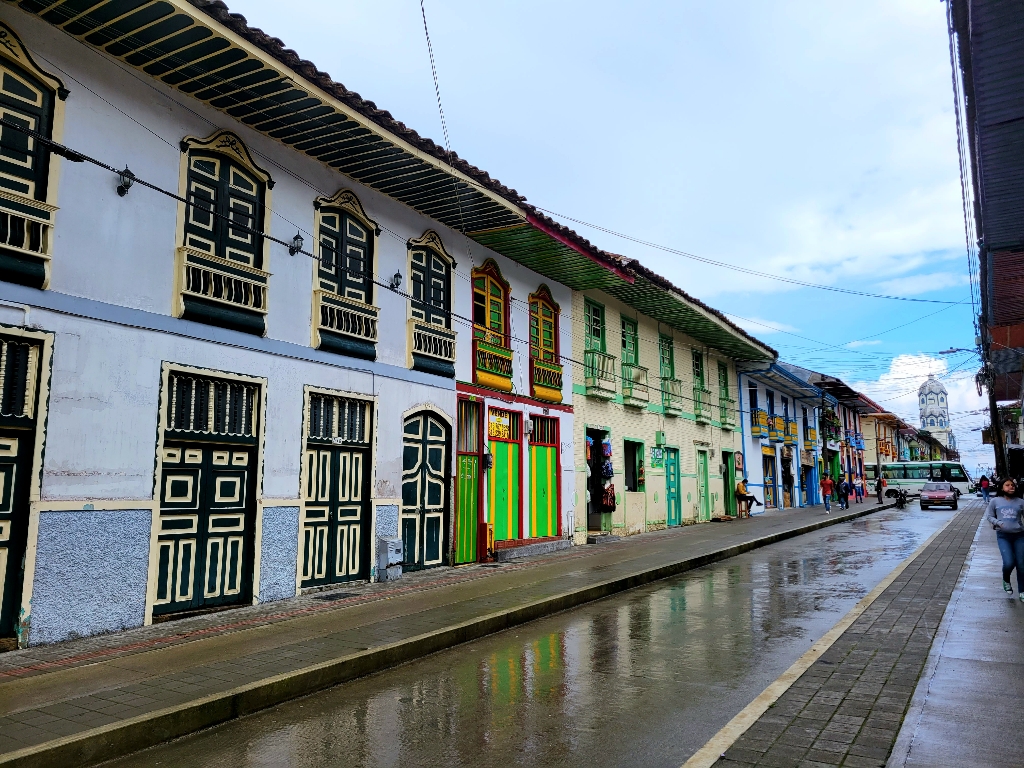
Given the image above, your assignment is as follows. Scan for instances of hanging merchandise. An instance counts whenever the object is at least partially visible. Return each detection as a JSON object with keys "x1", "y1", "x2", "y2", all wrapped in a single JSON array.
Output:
[
  {"x1": 586, "y1": 435, "x2": 594, "y2": 461},
  {"x1": 601, "y1": 459, "x2": 614, "y2": 478},
  {"x1": 602, "y1": 484, "x2": 616, "y2": 509},
  {"x1": 637, "y1": 458, "x2": 646, "y2": 488},
  {"x1": 586, "y1": 463, "x2": 592, "y2": 478},
  {"x1": 602, "y1": 437, "x2": 613, "y2": 458}
]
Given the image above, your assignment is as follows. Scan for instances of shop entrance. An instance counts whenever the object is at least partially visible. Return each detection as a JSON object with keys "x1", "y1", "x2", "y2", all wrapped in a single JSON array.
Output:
[
  {"x1": 455, "y1": 399, "x2": 481, "y2": 564},
  {"x1": 665, "y1": 447, "x2": 681, "y2": 526},
  {"x1": 586, "y1": 427, "x2": 612, "y2": 532}
]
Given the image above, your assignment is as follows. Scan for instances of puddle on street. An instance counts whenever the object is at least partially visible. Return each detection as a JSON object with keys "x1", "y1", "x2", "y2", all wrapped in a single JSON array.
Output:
[{"x1": 107, "y1": 506, "x2": 956, "y2": 768}]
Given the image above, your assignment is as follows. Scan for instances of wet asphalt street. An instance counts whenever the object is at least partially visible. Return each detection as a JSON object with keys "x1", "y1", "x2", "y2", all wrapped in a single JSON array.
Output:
[{"x1": 106, "y1": 504, "x2": 957, "y2": 768}]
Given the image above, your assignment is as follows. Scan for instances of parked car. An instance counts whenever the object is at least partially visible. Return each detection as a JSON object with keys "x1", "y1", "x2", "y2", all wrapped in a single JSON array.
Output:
[{"x1": 920, "y1": 482, "x2": 958, "y2": 510}]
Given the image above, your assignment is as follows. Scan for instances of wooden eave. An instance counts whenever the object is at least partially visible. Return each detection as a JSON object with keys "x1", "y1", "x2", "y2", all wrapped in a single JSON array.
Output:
[{"x1": 10, "y1": 0, "x2": 774, "y2": 361}]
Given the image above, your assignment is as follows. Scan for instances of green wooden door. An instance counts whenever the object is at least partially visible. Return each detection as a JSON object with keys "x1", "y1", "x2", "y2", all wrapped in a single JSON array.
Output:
[
  {"x1": 529, "y1": 444, "x2": 557, "y2": 537},
  {"x1": 724, "y1": 452, "x2": 736, "y2": 516},
  {"x1": 0, "y1": 337, "x2": 41, "y2": 639},
  {"x1": 697, "y1": 450, "x2": 711, "y2": 521},
  {"x1": 300, "y1": 446, "x2": 371, "y2": 586},
  {"x1": 489, "y1": 439, "x2": 520, "y2": 541},
  {"x1": 155, "y1": 443, "x2": 257, "y2": 616},
  {"x1": 665, "y1": 448, "x2": 681, "y2": 526},
  {"x1": 455, "y1": 454, "x2": 479, "y2": 563},
  {"x1": 402, "y1": 412, "x2": 450, "y2": 570}
]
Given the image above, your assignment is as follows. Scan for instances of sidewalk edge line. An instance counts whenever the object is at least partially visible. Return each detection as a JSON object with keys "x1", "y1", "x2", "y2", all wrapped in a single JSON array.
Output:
[
  {"x1": 680, "y1": 509, "x2": 963, "y2": 768},
  {"x1": 0, "y1": 503, "x2": 894, "y2": 768}
]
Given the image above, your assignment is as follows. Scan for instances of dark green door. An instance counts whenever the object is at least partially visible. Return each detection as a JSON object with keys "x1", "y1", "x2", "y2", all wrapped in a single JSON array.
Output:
[
  {"x1": 154, "y1": 372, "x2": 259, "y2": 618},
  {"x1": 723, "y1": 452, "x2": 736, "y2": 516},
  {"x1": 665, "y1": 448, "x2": 681, "y2": 526},
  {"x1": 0, "y1": 337, "x2": 41, "y2": 640},
  {"x1": 301, "y1": 447, "x2": 371, "y2": 585},
  {"x1": 402, "y1": 411, "x2": 450, "y2": 570},
  {"x1": 154, "y1": 442, "x2": 257, "y2": 616}
]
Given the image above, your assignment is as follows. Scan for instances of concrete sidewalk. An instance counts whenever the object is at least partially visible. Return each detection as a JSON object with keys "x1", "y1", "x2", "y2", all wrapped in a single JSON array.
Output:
[
  {"x1": 888, "y1": 507, "x2": 1024, "y2": 768},
  {"x1": 0, "y1": 500, "x2": 890, "y2": 768}
]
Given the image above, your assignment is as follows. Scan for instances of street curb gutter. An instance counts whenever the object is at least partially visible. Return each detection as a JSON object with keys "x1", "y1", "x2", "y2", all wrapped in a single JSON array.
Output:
[
  {"x1": 0, "y1": 502, "x2": 895, "y2": 768},
  {"x1": 681, "y1": 507, "x2": 963, "y2": 768}
]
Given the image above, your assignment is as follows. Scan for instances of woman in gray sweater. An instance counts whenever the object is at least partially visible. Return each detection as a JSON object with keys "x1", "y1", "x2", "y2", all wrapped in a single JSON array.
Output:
[{"x1": 984, "y1": 478, "x2": 1024, "y2": 601}]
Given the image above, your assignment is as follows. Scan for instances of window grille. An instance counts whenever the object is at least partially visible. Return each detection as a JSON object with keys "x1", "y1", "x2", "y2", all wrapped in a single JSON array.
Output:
[
  {"x1": 457, "y1": 400, "x2": 480, "y2": 453},
  {"x1": 167, "y1": 372, "x2": 258, "y2": 438},
  {"x1": 307, "y1": 392, "x2": 371, "y2": 444},
  {"x1": 530, "y1": 416, "x2": 558, "y2": 446},
  {"x1": 0, "y1": 338, "x2": 39, "y2": 418}
]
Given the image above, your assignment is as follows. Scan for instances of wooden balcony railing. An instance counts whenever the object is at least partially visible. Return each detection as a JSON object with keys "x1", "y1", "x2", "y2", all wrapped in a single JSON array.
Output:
[
  {"x1": 693, "y1": 385, "x2": 713, "y2": 424},
  {"x1": 313, "y1": 290, "x2": 378, "y2": 361},
  {"x1": 751, "y1": 407, "x2": 769, "y2": 438},
  {"x1": 176, "y1": 246, "x2": 268, "y2": 335},
  {"x1": 803, "y1": 427, "x2": 818, "y2": 450},
  {"x1": 474, "y1": 338, "x2": 513, "y2": 392},
  {"x1": 768, "y1": 414, "x2": 786, "y2": 443},
  {"x1": 719, "y1": 395, "x2": 737, "y2": 430},
  {"x1": 784, "y1": 418, "x2": 798, "y2": 446},
  {"x1": 621, "y1": 363, "x2": 649, "y2": 407},
  {"x1": 408, "y1": 319, "x2": 456, "y2": 378},
  {"x1": 530, "y1": 358, "x2": 563, "y2": 403},
  {"x1": 584, "y1": 349, "x2": 616, "y2": 399},
  {"x1": 662, "y1": 377, "x2": 684, "y2": 417},
  {"x1": 0, "y1": 189, "x2": 57, "y2": 290}
]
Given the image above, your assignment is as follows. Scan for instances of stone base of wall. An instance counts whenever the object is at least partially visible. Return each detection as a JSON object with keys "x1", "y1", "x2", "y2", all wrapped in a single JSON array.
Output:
[
  {"x1": 493, "y1": 538, "x2": 572, "y2": 562},
  {"x1": 258, "y1": 506, "x2": 299, "y2": 603}
]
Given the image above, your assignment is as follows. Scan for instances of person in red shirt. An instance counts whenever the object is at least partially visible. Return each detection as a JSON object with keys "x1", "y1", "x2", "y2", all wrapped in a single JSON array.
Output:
[{"x1": 820, "y1": 473, "x2": 835, "y2": 514}]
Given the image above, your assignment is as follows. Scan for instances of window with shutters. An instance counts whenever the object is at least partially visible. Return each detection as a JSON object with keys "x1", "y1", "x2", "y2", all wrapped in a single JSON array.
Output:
[
  {"x1": 659, "y1": 335, "x2": 674, "y2": 379},
  {"x1": 407, "y1": 230, "x2": 456, "y2": 378},
  {"x1": 471, "y1": 259, "x2": 513, "y2": 392},
  {"x1": 175, "y1": 131, "x2": 272, "y2": 337},
  {"x1": 311, "y1": 190, "x2": 379, "y2": 361},
  {"x1": 528, "y1": 285, "x2": 563, "y2": 403},
  {"x1": 621, "y1": 318, "x2": 639, "y2": 366},
  {"x1": 0, "y1": 22, "x2": 65, "y2": 291}
]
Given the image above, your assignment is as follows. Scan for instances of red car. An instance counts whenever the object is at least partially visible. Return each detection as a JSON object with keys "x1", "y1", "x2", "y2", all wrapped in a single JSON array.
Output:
[{"x1": 920, "y1": 482, "x2": 958, "y2": 510}]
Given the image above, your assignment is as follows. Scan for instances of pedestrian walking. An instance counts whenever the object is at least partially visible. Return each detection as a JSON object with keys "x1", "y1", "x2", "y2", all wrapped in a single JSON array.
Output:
[
  {"x1": 984, "y1": 478, "x2": 1024, "y2": 602},
  {"x1": 979, "y1": 475, "x2": 990, "y2": 503},
  {"x1": 853, "y1": 474, "x2": 864, "y2": 503},
  {"x1": 838, "y1": 477, "x2": 850, "y2": 510},
  {"x1": 735, "y1": 476, "x2": 763, "y2": 517},
  {"x1": 820, "y1": 473, "x2": 834, "y2": 514},
  {"x1": 875, "y1": 476, "x2": 885, "y2": 504}
]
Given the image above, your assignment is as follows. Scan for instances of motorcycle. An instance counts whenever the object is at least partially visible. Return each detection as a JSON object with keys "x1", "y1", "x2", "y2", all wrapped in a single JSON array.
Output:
[{"x1": 895, "y1": 489, "x2": 909, "y2": 510}]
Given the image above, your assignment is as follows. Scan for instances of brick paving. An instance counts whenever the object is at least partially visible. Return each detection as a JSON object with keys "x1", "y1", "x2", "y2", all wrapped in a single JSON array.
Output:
[
  {"x1": 0, "y1": 501, "x2": 887, "y2": 764},
  {"x1": 712, "y1": 501, "x2": 983, "y2": 768}
]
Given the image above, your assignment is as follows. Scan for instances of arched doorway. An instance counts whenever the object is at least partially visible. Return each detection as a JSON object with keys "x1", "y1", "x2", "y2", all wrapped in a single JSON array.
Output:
[{"x1": 401, "y1": 410, "x2": 451, "y2": 570}]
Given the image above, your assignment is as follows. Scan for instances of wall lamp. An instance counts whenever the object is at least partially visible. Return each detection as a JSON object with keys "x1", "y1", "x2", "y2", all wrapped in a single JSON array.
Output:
[
  {"x1": 288, "y1": 231, "x2": 304, "y2": 256},
  {"x1": 390, "y1": 270, "x2": 402, "y2": 290},
  {"x1": 116, "y1": 166, "x2": 134, "y2": 197}
]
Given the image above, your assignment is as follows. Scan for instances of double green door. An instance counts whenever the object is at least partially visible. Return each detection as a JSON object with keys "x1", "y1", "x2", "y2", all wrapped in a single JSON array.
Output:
[
  {"x1": 402, "y1": 411, "x2": 450, "y2": 570},
  {"x1": 489, "y1": 439, "x2": 520, "y2": 541},
  {"x1": 697, "y1": 450, "x2": 711, "y2": 521},
  {"x1": 455, "y1": 453, "x2": 479, "y2": 563},
  {"x1": 529, "y1": 443, "x2": 557, "y2": 538},
  {"x1": 665, "y1": 448, "x2": 681, "y2": 526}
]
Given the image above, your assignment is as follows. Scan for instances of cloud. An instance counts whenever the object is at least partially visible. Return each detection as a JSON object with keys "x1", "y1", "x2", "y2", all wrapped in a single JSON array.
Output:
[
  {"x1": 846, "y1": 340, "x2": 882, "y2": 348},
  {"x1": 724, "y1": 315, "x2": 798, "y2": 335},
  {"x1": 849, "y1": 354, "x2": 991, "y2": 474},
  {"x1": 875, "y1": 271, "x2": 970, "y2": 297}
]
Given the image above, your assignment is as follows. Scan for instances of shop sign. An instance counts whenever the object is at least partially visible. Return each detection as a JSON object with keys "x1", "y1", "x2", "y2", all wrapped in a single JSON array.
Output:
[
  {"x1": 650, "y1": 446, "x2": 664, "y2": 468},
  {"x1": 488, "y1": 408, "x2": 511, "y2": 440}
]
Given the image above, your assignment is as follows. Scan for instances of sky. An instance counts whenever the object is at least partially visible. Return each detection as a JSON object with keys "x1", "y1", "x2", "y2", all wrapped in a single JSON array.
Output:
[{"x1": 227, "y1": 0, "x2": 988, "y2": 471}]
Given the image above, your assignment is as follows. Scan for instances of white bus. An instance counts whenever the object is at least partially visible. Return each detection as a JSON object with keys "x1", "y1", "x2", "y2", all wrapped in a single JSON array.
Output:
[{"x1": 864, "y1": 462, "x2": 973, "y2": 498}]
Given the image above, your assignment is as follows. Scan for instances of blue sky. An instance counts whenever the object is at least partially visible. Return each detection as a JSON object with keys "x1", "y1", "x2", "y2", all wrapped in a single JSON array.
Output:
[{"x1": 227, "y1": 0, "x2": 987, "y2": 470}]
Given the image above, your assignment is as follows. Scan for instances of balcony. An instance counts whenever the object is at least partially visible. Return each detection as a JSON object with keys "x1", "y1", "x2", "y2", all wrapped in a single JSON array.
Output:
[
  {"x1": 530, "y1": 358, "x2": 563, "y2": 403},
  {"x1": 176, "y1": 246, "x2": 268, "y2": 336},
  {"x1": 719, "y1": 395, "x2": 737, "y2": 430},
  {"x1": 784, "y1": 418, "x2": 798, "y2": 446},
  {"x1": 751, "y1": 407, "x2": 769, "y2": 438},
  {"x1": 693, "y1": 385, "x2": 713, "y2": 424},
  {"x1": 313, "y1": 290, "x2": 378, "y2": 361},
  {"x1": 621, "y1": 363, "x2": 649, "y2": 408},
  {"x1": 803, "y1": 427, "x2": 818, "y2": 451},
  {"x1": 408, "y1": 319, "x2": 456, "y2": 378},
  {"x1": 662, "y1": 378, "x2": 684, "y2": 417},
  {"x1": 0, "y1": 190, "x2": 57, "y2": 290},
  {"x1": 473, "y1": 338, "x2": 514, "y2": 392},
  {"x1": 584, "y1": 349, "x2": 617, "y2": 399},
  {"x1": 768, "y1": 415, "x2": 785, "y2": 443}
]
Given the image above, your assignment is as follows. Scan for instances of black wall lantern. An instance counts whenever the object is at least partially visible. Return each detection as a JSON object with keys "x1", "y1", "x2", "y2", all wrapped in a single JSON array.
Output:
[
  {"x1": 116, "y1": 166, "x2": 134, "y2": 197},
  {"x1": 288, "y1": 231, "x2": 304, "y2": 256}
]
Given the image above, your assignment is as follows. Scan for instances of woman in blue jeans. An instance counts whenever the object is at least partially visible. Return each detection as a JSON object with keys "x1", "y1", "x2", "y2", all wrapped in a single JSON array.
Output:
[{"x1": 984, "y1": 478, "x2": 1024, "y2": 602}]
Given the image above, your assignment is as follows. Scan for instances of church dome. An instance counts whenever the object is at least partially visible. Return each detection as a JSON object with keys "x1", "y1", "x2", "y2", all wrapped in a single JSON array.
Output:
[
  {"x1": 919, "y1": 373, "x2": 947, "y2": 397},
  {"x1": 919, "y1": 374, "x2": 949, "y2": 429}
]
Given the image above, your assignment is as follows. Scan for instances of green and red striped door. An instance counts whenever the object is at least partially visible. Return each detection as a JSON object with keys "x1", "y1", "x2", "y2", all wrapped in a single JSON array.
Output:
[
  {"x1": 529, "y1": 416, "x2": 558, "y2": 538},
  {"x1": 487, "y1": 408, "x2": 520, "y2": 542}
]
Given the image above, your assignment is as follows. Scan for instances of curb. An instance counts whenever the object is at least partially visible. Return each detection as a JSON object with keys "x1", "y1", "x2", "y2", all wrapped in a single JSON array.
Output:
[{"x1": 0, "y1": 502, "x2": 897, "y2": 768}]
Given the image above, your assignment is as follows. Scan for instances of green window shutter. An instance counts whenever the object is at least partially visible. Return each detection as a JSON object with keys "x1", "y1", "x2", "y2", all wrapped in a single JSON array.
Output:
[
  {"x1": 621, "y1": 318, "x2": 638, "y2": 366},
  {"x1": 692, "y1": 350, "x2": 705, "y2": 388},
  {"x1": 410, "y1": 247, "x2": 451, "y2": 327},
  {"x1": 584, "y1": 300, "x2": 605, "y2": 352},
  {"x1": 185, "y1": 152, "x2": 264, "y2": 269},
  {"x1": 659, "y1": 335, "x2": 674, "y2": 379}
]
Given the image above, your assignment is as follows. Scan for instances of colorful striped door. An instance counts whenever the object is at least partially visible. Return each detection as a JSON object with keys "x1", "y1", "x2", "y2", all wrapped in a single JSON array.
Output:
[
  {"x1": 489, "y1": 439, "x2": 520, "y2": 541},
  {"x1": 455, "y1": 454, "x2": 479, "y2": 563},
  {"x1": 529, "y1": 444, "x2": 557, "y2": 537}
]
